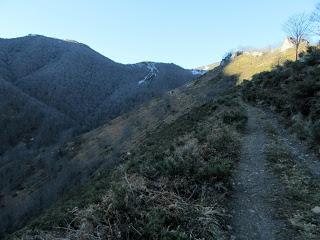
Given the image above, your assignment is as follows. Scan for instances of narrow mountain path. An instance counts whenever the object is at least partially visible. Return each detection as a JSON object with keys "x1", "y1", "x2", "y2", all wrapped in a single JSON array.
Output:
[
  {"x1": 263, "y1": 110, "x2": 320, "y2": 178},
  {"x1": 230, "y1": 103, "x2": 320, "y2": 239},
  {"x1": 230, "y1": 105, "x2": 287, "y2": 240}
]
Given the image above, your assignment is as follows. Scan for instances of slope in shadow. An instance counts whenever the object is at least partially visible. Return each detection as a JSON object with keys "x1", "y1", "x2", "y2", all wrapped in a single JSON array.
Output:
[
  {"x1": 0, "y1": 62, "x2": 237, "y2": 236},
  {"x1": 0, "y1": 35, "x2": 195, "y2": 156}
]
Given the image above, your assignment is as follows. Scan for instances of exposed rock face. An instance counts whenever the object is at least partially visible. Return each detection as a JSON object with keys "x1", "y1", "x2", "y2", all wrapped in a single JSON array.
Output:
[
  {"x1": 281, "y1": 37, "x2": 295, "y2": 52},
  {"x1": 312, "y1": 206, "x2": 320, "y2": 214},
  {"x1": 280, "y1": 37, "x2": 309, "y2": 52}
]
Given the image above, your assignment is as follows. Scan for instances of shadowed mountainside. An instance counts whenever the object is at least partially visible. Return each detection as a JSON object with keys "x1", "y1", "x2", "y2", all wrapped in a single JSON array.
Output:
[
  {"x1": 0, "y1": 62, "x2": 236, "y2": 236},
  {"x1": 0, "y1": 35, "x2": 198, "y2": 236},
  {"x1": 0, "y1": 35, "x2": 195, "y2": 155}
]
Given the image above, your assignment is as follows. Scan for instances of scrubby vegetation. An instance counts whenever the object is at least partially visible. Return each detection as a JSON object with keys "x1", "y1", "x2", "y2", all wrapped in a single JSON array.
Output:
[
  {"x1": 11, "y1": 92, "x2": 247, "y2": 240},
  {"x1": 242, "y1": 46, "x2": 320, "y2": 150}
]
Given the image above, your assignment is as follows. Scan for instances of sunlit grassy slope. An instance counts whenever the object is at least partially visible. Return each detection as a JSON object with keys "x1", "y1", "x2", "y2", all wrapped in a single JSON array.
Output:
[
  {"x1": 224, "y1": 48, "x2": 297, "y2": 82},
  {"x1": 197, "y1": 45, "x2": 305, "y2": 83}
]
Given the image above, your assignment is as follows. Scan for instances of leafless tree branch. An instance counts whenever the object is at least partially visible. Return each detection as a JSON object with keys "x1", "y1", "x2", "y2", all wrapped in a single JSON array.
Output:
[{"x1": 283, "y1": 13, "x2": 311, "y2": 60}]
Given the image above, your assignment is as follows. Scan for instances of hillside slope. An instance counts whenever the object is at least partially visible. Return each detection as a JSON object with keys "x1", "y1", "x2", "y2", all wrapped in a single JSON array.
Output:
[
  {"x1": 223, "y1": 48, "x2": 297, "y2": 82},
  {"x1": 0, "y1": 78, "x2": 75, "y2": 154},
  {"x1": 242, "y1": 46, "x2": 320, "y2": 149},
  {"x1": 201, "y1": 39, "x2": 307, "y2": 83},
  {"x1": 0, "y1": 63, "x2": 236, "y2": 236},
  {"x1": 8, "y1": 69, "x2": 244, "y2": 239},
  {"x1": 236, "y1": 47, "x2": 320, "y2": 238}
]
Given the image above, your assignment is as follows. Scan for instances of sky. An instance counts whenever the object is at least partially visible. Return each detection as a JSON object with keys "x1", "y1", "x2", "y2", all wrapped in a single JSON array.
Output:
[{"x1": 0, "y1": 0, "x2": 318, "y2": 68}]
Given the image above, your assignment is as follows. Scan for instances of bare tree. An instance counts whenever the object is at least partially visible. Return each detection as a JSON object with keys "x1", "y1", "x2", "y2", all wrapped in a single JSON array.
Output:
[
  {"x1": 283, "y1": 13, "x2": 311, "y2": 61},
  {"x1": 311, "y1": 3, "x2": 320, "y2": 37}
]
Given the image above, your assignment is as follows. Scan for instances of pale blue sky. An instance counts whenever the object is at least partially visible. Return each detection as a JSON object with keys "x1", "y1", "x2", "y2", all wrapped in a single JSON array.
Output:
[{"x1": 0, "y1": 0, "x2": 317, "y2": 68}]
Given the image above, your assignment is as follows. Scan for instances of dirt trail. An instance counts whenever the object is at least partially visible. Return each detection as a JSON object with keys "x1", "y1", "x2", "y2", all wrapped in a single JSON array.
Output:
[
  {"x1": 230, "y1": 103, "x2": 320, "y2": 239},
  {"x1": 230, "y1": 105, "x2": 287, "y2": 240},
  {"x1": 265, "y1": 111, "x2": 320, "y2": 177}
]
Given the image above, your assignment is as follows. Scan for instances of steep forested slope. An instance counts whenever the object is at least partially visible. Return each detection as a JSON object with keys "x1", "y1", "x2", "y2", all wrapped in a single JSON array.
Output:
[
  {"x1": 0, "y1": 79, "x2": 75, "y2": 154},
  {"x1": 0, "y1": 35, "x2": 197, "y2": 236},
  {"x1": 0, "y1": 35, "x2": 194, "y2": 154}
]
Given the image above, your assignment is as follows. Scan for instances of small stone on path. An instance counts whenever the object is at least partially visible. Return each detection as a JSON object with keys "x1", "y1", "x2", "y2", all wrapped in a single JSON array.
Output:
[{"x1": 311, "y1": 206, "x2": 320, "y2": 214}]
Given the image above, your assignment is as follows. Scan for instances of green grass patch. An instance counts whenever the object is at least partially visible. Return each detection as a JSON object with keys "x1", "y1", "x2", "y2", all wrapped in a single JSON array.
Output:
[{"x1": 224, "y1": 48, "x2": 298, "y2": 82}]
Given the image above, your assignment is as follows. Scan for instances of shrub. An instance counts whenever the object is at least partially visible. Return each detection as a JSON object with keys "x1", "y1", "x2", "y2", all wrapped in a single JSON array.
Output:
[
  {"x1": 242, "y1": 48, "x2": 320, "y2": 150},
  {"x1": 302, "y1": 46, "x2": 320, "y2": 66},
  {"x1": 222, "y1": 110, "x2": 248, "y2": 130},
  {"x1": 311, "y1": 120, "x2": 320, "y2": 145}
]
